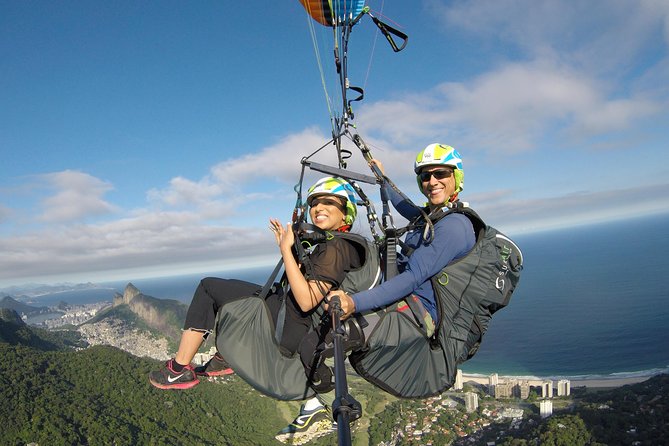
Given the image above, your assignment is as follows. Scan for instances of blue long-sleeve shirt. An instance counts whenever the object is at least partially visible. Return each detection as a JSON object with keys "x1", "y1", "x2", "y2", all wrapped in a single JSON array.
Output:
[{"x1": 352, "y1": 185, "x2": 475, "y2": 322}]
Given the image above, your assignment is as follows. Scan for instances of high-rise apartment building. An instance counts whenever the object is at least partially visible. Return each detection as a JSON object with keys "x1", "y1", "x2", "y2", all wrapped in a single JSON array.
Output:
[
  {"x1": 454, "y1": 369, "x2": 463, "y2": 391},
  {"x1": 464, "y1": 392, "x2": 479, "y2": 413},
  {"x1": 557, "y1": 379, "x2": 571, "y2": 396},
  {"x1": 540, "y1": 399, "x2": 553, "y2": 418},
  {"x1": 494, "y1": 381, "x2": 513, "y2": 399},
  {"x1": 488, "y1": 373, "x2": 499, "y2": 395},
  {"x1": 517, "y1": 381, "x2": 530, "y2": 399},
  {"x1": 541, "y1": 380, "x2": 553, "y2": 398}
]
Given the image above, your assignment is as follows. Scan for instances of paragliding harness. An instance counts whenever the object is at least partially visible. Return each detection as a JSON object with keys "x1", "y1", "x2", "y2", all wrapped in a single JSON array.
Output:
[
  {"x1": 348, "y1": 201, "x2": 524, "y2": 398},
  {"x1": 267, "y1": 222, "x2": 381, "y2": 394},
  {"x1": 213, "y1": 216, "x2": 381, "y2": 402}
]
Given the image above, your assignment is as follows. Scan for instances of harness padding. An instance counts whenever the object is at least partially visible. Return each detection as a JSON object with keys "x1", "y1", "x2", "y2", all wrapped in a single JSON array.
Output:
[{"x1": 216, "y1": 296, "x2": 316, "y2": 401}]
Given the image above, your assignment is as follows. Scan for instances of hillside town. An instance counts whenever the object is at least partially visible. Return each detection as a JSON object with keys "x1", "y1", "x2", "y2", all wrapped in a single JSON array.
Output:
[{"x1": 372, "y1": 369, "x2": 572, "y2": 445}]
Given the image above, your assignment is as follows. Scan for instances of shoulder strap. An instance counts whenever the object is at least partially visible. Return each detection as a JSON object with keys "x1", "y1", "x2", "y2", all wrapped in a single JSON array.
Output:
[{"x1": 258, "y1": 258, "x2": 284, "y2": 300}]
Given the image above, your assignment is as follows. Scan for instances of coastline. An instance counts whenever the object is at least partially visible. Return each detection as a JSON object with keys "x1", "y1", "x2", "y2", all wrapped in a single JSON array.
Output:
[
  {"x1": 462, "y1": 372, "x2": 661, "y2": 389},
  {"x1": 570, "y1": 375, "x2": 652, "y2": 388}
]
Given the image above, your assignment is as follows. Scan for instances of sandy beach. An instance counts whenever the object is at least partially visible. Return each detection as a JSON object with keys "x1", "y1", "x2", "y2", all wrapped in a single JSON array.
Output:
[{"x1": 570, "y1": 375, "x2": 653, "y2": 388}]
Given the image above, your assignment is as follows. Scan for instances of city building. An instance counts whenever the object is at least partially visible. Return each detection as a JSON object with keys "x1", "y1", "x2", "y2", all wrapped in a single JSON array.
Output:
[
  {"x1": 464, "y1": 392, "x2": 479, "y2": 413},
  {"x1": 454, "y1": 369, "x2": 463, "y2": 391},
  {"x1": 516, "y1": 381, "x2": 530, "y2": 400},
  {"x1": 488, "y1": 373, "x2": 499, "y2": 395},
  {"x1": 494, "y1": 381, "x2": 513, "y2": 399},
  {"x1": 541, "y1": 380, "x2": 553, "y2": 398},
  {"x1": 557, "y1": 379, "x2": 571, "y2": 396},
  {"x1": 540, "y1": 399, "x2": 553, "y2": 418}
]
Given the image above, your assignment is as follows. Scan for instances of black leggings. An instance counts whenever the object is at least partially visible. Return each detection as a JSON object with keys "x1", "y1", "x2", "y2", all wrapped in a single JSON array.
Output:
[{"x1": 183, "y1": 277, "x2": 314, "y2": 355}]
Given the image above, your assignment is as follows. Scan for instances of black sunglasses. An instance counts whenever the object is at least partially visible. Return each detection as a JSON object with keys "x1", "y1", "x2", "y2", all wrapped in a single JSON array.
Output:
[
  {"x1": 418, "y1": 168, "x2": 453, "y2": 182},
  {"x1": 308, "y1": 196, "x2": 346, "y2": 211}
]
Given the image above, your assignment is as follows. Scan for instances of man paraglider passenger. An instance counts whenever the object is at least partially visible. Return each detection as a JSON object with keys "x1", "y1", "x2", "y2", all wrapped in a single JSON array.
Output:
[{"x1": 332, "y1": 143, "x2": 475, "y2": 321}]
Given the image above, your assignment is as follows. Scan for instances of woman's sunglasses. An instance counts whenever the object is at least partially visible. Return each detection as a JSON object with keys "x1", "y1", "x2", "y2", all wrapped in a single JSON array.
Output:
[
  {"x1": 308, "y1": 196, "x2": 346, "y2": 211},
  {"x1": 418, "y1": 168, "x2": 453, "y2": 182}
]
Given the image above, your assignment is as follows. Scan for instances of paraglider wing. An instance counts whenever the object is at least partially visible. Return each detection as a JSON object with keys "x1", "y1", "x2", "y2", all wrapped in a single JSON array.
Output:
[{"x1": 299, "y1": 0, "x2": 365, "y2": 26}]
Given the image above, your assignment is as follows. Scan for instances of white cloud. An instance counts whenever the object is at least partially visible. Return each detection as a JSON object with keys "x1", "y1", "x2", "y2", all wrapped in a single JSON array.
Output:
[
  {"x1": 0, "y1": 205, "x2": 11, "y2": 223},
  {"x1": 38, "y1": 170, "x2": 117, "y2": 222},
  {"x1": 428, "y1": 0, "x2": 669, "y2": 67},
  {"x1": 210, "y1": 127, "x2": 338, "y2": 185},
  {"x1": 470, "y1": 182, "x2": 669, "y2": 234},
  {"x1": 396, "y1": 0, "x2": 667, "y2": 152},
  {"x1": 359, "y1": 59, "x2": 661, "y2": 152},
  {"x1": 148, "y1": 176, "x2": 223, "y2": 207},
  {"x1": 0, "y1": 207, "x2": 276, "y2": 284},
  {"x1": 147, "y1": 127, "x2": 340, "y2": 213}
]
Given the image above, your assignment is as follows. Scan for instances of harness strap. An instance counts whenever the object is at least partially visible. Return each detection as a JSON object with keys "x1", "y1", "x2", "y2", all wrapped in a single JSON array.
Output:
[
  {"x1": 274, "y1": 299, "x2": 288, "y2": 345},
  {"x1": 383, "y1": 228, "x2": 398, "y2": 279},
  {"x1": 398, "y1": 294, "x2": 435, "y2": 338},
  {"x1": 258, "y1": 258, "x2": 284, "y2": 299}
]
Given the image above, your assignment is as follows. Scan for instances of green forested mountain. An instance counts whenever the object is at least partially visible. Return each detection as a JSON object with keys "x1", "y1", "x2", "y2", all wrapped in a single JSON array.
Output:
[
  {"x1": 0, "y1": 308, "x2": 85, "y2": 350},
  {"x1": 0, "y1": 310, "x2": 288, "y2": 446},
  {"x1": 0, "y1": 295, "x2": 48, "y2": 316},
  {"x1": 0, "y1": 313, "x2": 395, "y2": 446},
  {"x1": 0, "y1": 342, "x2": 293, "y2": 446}
]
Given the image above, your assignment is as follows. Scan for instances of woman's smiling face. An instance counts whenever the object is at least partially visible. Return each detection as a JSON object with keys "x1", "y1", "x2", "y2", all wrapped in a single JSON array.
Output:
[{"x1": 308, "y1": 194, "x2": 347, "y2": 231}]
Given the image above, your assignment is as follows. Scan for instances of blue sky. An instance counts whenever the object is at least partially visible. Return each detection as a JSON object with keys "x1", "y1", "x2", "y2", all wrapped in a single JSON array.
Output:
[{"x1": 1, "y1": 0, "x2": 668, "y2": 287}]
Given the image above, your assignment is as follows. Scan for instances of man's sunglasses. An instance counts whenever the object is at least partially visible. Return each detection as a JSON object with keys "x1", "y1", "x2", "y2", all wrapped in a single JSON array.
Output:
[{"x1": 418, "y1": 168, "x2": 453, "y2": 182}]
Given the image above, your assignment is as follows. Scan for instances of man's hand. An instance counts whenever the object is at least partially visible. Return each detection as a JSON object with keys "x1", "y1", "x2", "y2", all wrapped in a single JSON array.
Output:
[{"x1": 325, "y1": 289, "x2": 356, "y2": 319}]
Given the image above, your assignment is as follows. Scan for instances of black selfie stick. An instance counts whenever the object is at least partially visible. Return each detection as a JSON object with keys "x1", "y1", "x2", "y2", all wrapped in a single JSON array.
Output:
[{"x1": 328, "y1": 295, "x2": 362, "y2": 446}]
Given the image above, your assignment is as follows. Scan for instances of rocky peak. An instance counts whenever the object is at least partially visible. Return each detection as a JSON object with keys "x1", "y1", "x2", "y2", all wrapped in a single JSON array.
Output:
[
  {"x1": 109, "y1": 283, "x2": 185, "y2": 340},
  {"x1": 113, "y1": 283, "x2": 142, "y2": 307},
  {"x1": 124, "y1": 283, "x2": 141, "y2": 301}
]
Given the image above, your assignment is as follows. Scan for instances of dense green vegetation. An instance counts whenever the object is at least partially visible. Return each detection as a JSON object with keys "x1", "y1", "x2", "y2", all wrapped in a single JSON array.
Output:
[
  {"x1": 0, "y1": 315, "x2": 387, "y2": 446},
  {"x1": 3, "y1": 308, "x2": 667, "y2": 446},
  {"x1": 0, "y1": 312, "x2": 85, "y2": 350},
  {"x1": 0, "y1": 343, "x2": 292, "y2": 445}
]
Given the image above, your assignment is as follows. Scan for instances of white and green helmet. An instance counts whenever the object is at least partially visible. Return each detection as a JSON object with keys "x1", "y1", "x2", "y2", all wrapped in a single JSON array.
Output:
[
  {"x1": 414, "y1": 143, "x2": 465, "y2": 195},
  {"x1": 307, "y1": 176, "x2": 357, "y2": 225}
]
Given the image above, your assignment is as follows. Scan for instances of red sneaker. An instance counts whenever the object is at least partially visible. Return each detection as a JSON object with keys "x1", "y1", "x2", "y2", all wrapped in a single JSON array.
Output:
[
  {"x1": 194, "y1": 353, "x2": 234, "y2": 377},
  {"x1": 149, "y1": 359, "x2": 200, "y2": 389}
]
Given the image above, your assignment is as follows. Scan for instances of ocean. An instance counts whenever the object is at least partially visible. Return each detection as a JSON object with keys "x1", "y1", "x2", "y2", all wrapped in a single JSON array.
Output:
[
  {"x1": 21, "y1": 212, "x2": 669, "y2": 381},
  {"x1": 462, "y1": 211, "x2": 669, "y2": 380}
]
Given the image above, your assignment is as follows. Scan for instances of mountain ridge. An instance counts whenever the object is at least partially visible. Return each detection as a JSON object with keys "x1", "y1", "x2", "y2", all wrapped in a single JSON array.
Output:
[
  {"x1": 0, "y1": 295, "x2": 48, "y2": 316},
  {"x1": 74, "y1": 282, "x2": 187, "y2": 347}
]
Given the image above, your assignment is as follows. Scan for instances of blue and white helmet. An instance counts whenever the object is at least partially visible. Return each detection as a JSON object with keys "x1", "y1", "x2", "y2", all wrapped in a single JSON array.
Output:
[
  {"x1": 307, "y1": 176, "x2": 357, "y2": 225},
  {"x1": 414, "y1": 143, "x2": 464, "y2": 194}
]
